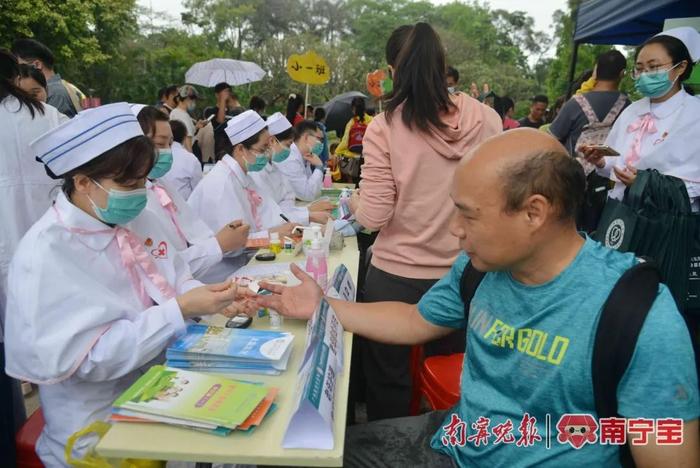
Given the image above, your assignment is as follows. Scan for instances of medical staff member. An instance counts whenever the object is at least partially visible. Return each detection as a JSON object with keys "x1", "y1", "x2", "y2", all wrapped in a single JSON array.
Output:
[
  {"x1": 274, "y1": 120, "x2": 325, "y2": 201},
  {"x1": 584, "y1": 27, "x2": 700, "y2": 208},
  {"x1": 250, "y1": 112, "x2": 334, "y2": 225},
  {"x1": 188, "y1": 110, "x2": 297, "y2": 243},
  {"x1": 161, "y1": 119, "x2": 203, "y2": 200},
  {"x1": 132, "y1": 105, "x2": 250, "y2": 279},
  {"x1": 3, "y1": 102, "x2": 254, "y2": 466},
  {"x1": 0, "y1": 47, "x2": 68, "y2": 466}
]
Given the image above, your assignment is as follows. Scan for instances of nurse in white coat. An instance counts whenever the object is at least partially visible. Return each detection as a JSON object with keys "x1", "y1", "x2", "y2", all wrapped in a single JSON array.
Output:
[
  {"x1": 3, "y1": 103, "x2": 254, "y2": 466},
  {"x1": 250, "y1": 112, "x2": 334, "y2": 225},
  {"x1": 132, "y1": 105, "x2": 250, "y2": 279},
  {"x1": 273, "y1": 119, "x2": 325, "y2": 201},
  {"x1": 584, "y1": 27, "x2": 700, "y2": 208},
  {"x1": 0, "y1": 49, "x2": 68, "y2": 466},
  {"x1": 160, "y1": 119, "x2": 203, "y2": 200},
  {"x1": 188, "y1": 110, "x2": 298, "y2": 240}
]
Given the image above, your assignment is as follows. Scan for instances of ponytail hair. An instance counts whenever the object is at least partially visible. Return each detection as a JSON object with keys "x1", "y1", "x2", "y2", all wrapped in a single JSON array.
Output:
[
  {"x1": 286, "y1": 93, "x2": 304, "y2": 123},
  {"x1": 351, "y1": 96, "x2": 366, "y2": 121},
  {"x1": 384, "y1": 23, "x2": 455, "y2": 132},
  {"x1": 0, "y1": 48, "x2": 44, "y2": 119}
]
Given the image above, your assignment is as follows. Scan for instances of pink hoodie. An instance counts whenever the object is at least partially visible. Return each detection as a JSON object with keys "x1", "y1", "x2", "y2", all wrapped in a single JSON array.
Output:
[{"x1": 355, "y1": 93, "x2": 502, "y2": 279}]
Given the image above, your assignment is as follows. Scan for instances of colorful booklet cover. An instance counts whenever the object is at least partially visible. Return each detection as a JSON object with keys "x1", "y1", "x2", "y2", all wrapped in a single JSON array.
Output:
[
  {"x1": 166, "y1": 324, "x2": 294, "y2": 363},
  {"x1": 113, "y1": 365, "x2": 268, "y2": 429}
]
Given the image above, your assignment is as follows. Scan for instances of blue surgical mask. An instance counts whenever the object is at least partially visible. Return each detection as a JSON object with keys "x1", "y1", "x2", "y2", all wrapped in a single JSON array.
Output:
[
  {"x1": 245, "y1": 153, "x2": 269, "y2": 172},
  {"x1": 148, "y1": 149, "x2": 173, "y2": 179},
  {"x1": 311, "y1": 141, "x2": 324, "y2": 156},
  {"x1": 88, "y1": 180, "x2": 147, "y2": 225},
  {"x1": 271, "y1": 146, "x2": 291, "y2": 163},
  {"x1": 187, "y1": 101, "x2": 196, "y2": 112},
  {"x1": 634, "y1": 63, "x2": 680, "y2": 99}
]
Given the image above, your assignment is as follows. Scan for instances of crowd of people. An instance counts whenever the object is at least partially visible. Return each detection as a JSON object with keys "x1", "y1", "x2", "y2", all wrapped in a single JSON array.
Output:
[{"x1": 1, "y1": 22, "x2": 700, "y2": 468}]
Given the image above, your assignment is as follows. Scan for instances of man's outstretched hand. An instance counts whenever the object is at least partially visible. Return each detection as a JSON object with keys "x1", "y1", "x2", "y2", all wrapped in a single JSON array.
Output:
[{"x1": 256, "y1": 264, "x2": 323, "y2": 319}]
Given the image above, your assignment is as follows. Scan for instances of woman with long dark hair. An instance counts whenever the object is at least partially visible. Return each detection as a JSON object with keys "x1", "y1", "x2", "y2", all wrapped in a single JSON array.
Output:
[
  {"x1": 0, "y1": 49, "x2": 69, "y2": 464},
  {"x1": 285, "y1": 93, "x2": 304, "y2": 126},
  {"x1": 347, "y1": 23, "x2": 501, "y2": 421}
]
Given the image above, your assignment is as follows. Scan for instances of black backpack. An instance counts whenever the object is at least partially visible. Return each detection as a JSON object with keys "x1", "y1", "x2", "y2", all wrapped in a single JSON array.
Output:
[{"x1": 459, "y1": 260, "x2": 662, "y2": 466}]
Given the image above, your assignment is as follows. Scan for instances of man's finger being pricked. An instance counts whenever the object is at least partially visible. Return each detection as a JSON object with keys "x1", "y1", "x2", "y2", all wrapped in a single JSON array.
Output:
[
  {"x1": 258, "y1": 281, "x2": 285, "y2": 295},
  {"x1": 290, "y1": 263, "x2": 313, "y2": 281},
  {"x1": 256, "y1": 295, "x2": 282, "y2": 310}
]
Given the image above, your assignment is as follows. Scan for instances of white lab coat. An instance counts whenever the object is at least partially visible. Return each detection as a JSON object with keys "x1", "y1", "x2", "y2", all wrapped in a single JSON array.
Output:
[
  {"x1": 159, "y1": 142, "x2": 203, "y2": 200},
  {"x1": 3, "y1": 191, "x2": 200, "y2": 466},
  {"x1": 273, "y1": 143, "x2": 323, "y2": 201},
  {"x1": 250, "y1": 163, "x2": 310, "y2": 225},
  {"x1": 598, "y1": 89, "x2": 700, "y2": 204},
  {"x1": 187, "y1": 156, "x2": 288, "y2": 282},
  {"x1": 188, "y1": 155, "x2": 287, "y2": 234},
  {"x1": 0, "y1": 97, "x2": 68, "y2": 339},
  {"x1": 135, "y1": 179, "x2": 223, "y2": 279}
]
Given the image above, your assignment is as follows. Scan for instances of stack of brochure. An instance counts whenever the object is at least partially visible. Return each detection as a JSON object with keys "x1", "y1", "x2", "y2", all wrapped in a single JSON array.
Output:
[
  {"x1": 111, "y1": 365, "x2": 278, "y2": 435},
  {"x1": 165, "y1": 324, "x2": 295, "y2": 375}
]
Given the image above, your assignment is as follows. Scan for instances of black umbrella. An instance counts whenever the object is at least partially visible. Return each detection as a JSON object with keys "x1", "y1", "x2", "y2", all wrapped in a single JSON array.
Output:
[{"x1": 322, "y1": 91, "x2": 372, "y2": 138}]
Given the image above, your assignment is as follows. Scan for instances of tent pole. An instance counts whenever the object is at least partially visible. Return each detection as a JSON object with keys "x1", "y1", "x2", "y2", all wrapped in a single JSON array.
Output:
[
  {"x1": 566, "y1": 4, "x2": 581, "y2": 100},
  {"x1": 566, "y1": 41, "x2": 580, "y2": 99},
  {"x1": 305, "y1": 84, "x2": 310, "y2": 114}
]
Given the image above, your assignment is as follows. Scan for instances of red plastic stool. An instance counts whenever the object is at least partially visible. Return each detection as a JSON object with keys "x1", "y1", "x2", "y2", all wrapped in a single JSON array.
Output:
[
  {"x1": 415, "y1": 353, "x2": 464, "y2": 411},
  {"x1": 16, "y1": 408, "x2": 45, "y2": 468}
]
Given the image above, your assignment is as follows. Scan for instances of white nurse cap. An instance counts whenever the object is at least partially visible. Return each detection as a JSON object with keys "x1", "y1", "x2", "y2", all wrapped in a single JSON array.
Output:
[
  {"x1": 225, "y1": 110, "x2": 266, "y2": 145},
  {"x1": 266, "y1": 112, "x2": 292, "y2": 136},
  {"x1": 655, "y1": 27, "x2": 700, "y2": 62},
  {"x1": 31, "y1": 102, "x2": 144, "y2": 177}
]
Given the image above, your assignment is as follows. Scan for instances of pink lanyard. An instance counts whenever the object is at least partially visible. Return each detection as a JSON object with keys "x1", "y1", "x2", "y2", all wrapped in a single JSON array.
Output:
[
  {"x1": 150, "y1": 184, "x2": 188, "y2": 245},
  {"x1": 53, "y1": 206, "x2": 177, "y2": 308},
  {"x1": 225, "y1": 162, "x2": 263, "y2": 231}
]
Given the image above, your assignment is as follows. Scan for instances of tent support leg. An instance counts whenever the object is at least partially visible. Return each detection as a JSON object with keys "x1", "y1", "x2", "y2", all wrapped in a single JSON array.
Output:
[{"x1": 566, "y1": 41, "x2": 580, "y2": 99}]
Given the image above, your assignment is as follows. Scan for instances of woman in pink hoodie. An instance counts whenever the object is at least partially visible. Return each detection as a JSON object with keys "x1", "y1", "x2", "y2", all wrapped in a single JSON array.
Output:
[{"x1": 348, "y1": 23, "x2": 502, "y2": 422}]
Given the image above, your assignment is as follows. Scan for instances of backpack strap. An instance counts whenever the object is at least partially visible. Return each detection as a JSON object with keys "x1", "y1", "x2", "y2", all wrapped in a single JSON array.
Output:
[
  {"x1": 459, "y1": 261, "x2": 487, "y2": 321},
  {"x1": 592, "y1": 260, "x2": 661, "y2": 467},
  {"x1": 573, "y1": 94, "x2": 599, "y2": 125},
  {"x1": 601, "y1": 94, "x2": 628, "y2": 126}
]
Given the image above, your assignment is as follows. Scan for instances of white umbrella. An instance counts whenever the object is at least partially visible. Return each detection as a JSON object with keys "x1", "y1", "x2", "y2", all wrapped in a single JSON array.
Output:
[{"x1": 185, "y1": 58, "x2": 266, "y2": 87}]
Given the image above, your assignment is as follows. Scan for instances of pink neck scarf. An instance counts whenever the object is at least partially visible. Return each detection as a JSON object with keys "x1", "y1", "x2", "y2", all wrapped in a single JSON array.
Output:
[
  {"x1": 54, "y1": 205, "x2": 176, "y2": 308},
  {"x1": 150, "y1": 184, "x2": 188, "y2": 244},
  {"x1": 244, "y1": 187, "x2": 263, "y2": 231},
  {"x1": 115, "y1": 228, "x2": 177, "y2": 307},
  {"x1": 625, "y1": 113, "x2": 657, "y2": 166}
]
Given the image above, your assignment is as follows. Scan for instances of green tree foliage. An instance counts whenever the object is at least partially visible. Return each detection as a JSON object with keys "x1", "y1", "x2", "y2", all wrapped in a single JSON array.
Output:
[{"x1": 3, "y1": 0, "x2": 639, "y2": 118}]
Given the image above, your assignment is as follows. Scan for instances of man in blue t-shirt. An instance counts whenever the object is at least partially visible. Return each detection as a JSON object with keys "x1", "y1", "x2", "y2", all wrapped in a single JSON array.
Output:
[{"x1": 256, "y1": 129, "x2": 700, "y2": 466}]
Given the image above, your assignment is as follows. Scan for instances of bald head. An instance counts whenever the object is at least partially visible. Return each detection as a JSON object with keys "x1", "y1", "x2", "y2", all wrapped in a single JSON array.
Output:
[{"x1": 455, "y1": 128, "x2": 583, "y2": 222}]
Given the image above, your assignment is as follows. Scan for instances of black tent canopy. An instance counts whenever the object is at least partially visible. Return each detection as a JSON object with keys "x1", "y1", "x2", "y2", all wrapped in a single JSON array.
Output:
[{"x1": 566, "y1": 0, "x2": 700, "y2": 95}]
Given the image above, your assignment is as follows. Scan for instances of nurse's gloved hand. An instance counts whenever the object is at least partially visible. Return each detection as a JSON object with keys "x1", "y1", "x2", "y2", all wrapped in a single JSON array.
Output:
[
  {"x1": 216, "y1": 220, "x2": 250, "y2": 253},
  {"x1": 176, "y1": 281, "x2": 253, "y2": 318}
]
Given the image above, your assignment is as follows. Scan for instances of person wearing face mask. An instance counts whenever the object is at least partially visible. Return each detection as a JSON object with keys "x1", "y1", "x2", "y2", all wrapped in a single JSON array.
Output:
[
  {"x1": 582, "y1": 27, "x2": 700, "y2": 208},
  {"x1": 188, "y1": 110, "x2": 298, "y2": 266},
  {"x1": 131, "y1": 105, "x2": 249, "y2": 281},
  {"x1": 169, "y1": 85, "x2": 208, "y2": 152},
  {"x1": 446, "y1": 65, "x2": 459, "y2": 94},
  {"x1": 3, "y1": 103, "x2": 256, "y2": 466},
  {"x1": 0, "y1": 48, "x2": 68, "y2": 467},
  {"x1": 274, "y1": 120, "x2": 326, "y2": 201},
  {"x1": 250, "y1": 112, "x2": 335, "y2": 225}
]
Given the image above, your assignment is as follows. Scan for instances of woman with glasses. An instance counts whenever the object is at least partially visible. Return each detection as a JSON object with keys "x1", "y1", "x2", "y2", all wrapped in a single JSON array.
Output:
[
  {"x1": 583, "y1": 27, "x2": 700, "y2": 208},
  {"x1": 188, "y1": 110, "x2": 298, "y2": 279}
]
